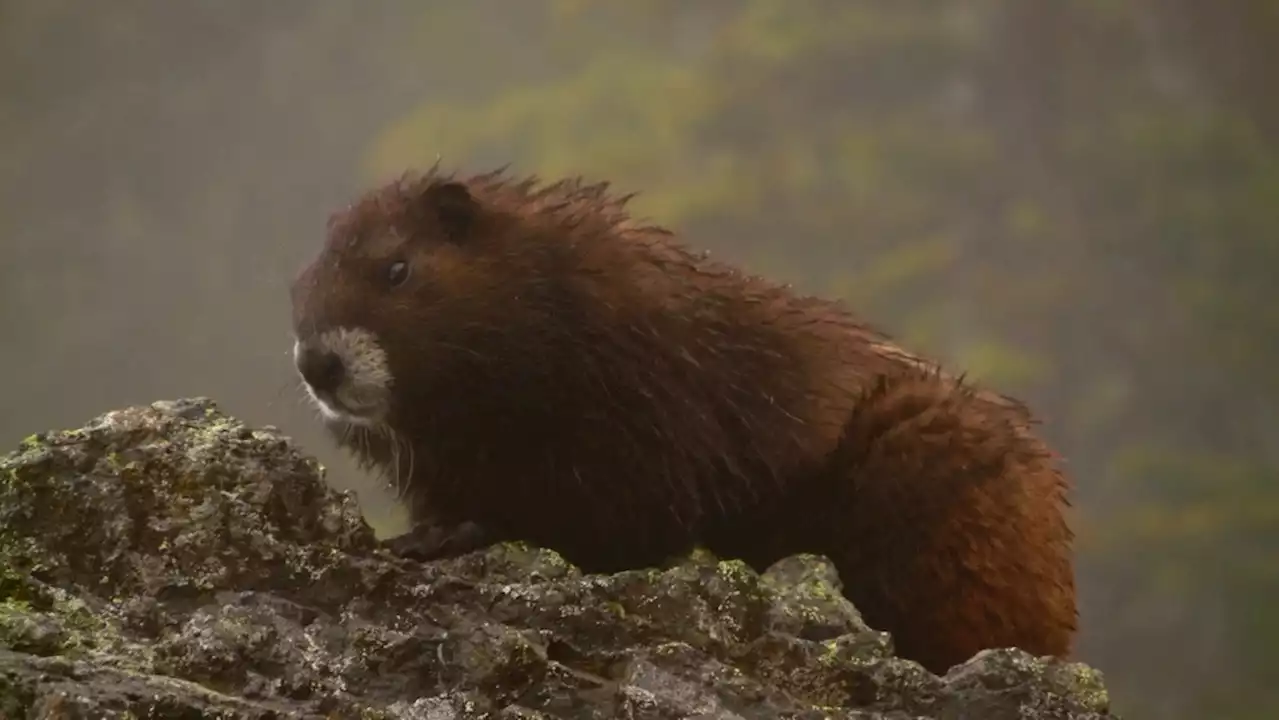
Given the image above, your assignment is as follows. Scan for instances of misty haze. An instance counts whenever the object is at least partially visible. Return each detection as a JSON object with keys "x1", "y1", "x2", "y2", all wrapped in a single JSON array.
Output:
[{"x1": 0, "y1": 3, "x2": 1273, "y2": 718}]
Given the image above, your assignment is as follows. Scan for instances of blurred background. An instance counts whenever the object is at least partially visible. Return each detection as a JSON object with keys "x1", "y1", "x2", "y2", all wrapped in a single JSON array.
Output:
[{"x1": 0, "y1": 2, "x2": 1273, "y2": 717}]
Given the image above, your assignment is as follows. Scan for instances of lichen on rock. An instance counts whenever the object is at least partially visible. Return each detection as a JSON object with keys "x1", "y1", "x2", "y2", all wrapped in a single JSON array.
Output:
[{"x1": 0, "y1": 398, "x2": 1115, "y2": 718}]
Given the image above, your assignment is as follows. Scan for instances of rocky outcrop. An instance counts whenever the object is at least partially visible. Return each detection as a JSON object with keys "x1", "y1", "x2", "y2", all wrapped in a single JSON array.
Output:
[{"x1": 0, "y1": 398, "x2": 1115, "y2": 719}]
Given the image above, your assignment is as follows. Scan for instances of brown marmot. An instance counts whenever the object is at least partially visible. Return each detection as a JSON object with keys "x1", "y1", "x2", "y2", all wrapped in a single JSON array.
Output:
[{"x1": 288, "y1": 167, "x2": 1077, "y2": 674}]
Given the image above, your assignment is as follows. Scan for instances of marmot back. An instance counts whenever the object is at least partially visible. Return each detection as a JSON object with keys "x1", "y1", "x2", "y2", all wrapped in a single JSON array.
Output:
[{"x1": 288, "y1": 167, "x2": 1077, "y2": 674}]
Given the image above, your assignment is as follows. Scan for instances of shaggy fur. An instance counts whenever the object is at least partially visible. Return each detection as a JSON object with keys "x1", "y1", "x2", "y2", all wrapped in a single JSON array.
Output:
[{"x1": 289, "y1": 167, "x2": 1077, "y2": 674}]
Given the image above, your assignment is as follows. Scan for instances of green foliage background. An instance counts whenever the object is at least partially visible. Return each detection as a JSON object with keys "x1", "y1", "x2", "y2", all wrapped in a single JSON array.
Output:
[{"x1": 0, "y1": 2, "x2": 1273, "y2": 718}]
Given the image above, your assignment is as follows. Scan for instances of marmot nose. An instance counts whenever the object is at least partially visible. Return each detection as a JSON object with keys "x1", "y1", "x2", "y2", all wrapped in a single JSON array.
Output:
[{"x1": 297, "y1": 346, "x2": 346, "y2": 394}]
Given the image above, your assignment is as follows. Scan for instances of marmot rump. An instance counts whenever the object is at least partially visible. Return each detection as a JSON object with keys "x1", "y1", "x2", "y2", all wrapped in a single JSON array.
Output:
[{"x1": 288, "y1": 167, "x2": 1077, "y2": 674}]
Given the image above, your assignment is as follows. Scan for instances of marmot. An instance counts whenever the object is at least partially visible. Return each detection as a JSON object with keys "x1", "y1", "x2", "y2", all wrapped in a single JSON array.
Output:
[{"x1": 289, "y1": 167, "x2": 1077, "y2": 674}]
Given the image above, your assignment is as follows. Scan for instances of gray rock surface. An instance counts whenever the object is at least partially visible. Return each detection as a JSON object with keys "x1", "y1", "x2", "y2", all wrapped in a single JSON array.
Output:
[{"x1": 0, "y1": 398, "x2": 1115, "y2": 719}]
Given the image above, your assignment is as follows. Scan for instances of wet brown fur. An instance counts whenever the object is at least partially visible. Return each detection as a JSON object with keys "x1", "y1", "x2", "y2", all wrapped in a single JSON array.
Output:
[{"x1": 290, "y1": 167, "x2": 1077, "y2": 674}]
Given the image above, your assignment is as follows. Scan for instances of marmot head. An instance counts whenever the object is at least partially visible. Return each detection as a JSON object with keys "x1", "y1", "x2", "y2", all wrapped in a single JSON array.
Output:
[
  {"x1": 288, "y1": 169, "x2": 639, "y2": 433},
  {"x1": 289, "y1": 170, "x2": 497, "y2": 430}
]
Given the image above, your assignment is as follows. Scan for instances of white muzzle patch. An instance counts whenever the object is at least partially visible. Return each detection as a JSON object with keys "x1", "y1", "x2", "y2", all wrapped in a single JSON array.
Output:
[{"x1": 293, "y1": 327, "x2": 393, "y2": 425}]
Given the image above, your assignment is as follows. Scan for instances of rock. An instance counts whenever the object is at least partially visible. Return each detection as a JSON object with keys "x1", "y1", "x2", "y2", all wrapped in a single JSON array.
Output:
[{"x1": 0, "y1": 398, "x2": 1116, "y2": 719}]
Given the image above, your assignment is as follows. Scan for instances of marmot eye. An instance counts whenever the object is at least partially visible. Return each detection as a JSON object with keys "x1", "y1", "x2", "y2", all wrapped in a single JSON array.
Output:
[{"x1": 387, "y1": 260, "x2": 410, "y2": 287}]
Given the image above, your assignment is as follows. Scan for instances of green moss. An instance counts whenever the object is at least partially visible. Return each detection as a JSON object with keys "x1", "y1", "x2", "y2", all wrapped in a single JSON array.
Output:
[
  {"x1": 1050, "y1": 661, "x2": 1112, "y2": 712},
  {"x1": 0, "y1": 544, "x2": 41, "y2": 601},
  {"x1": 0, "y1": 465, "x2": 27, "y2": 497},
  {"x1": 0, "y1": 598, "x2": 40, "y2": 645},
  {"x1": 818, "y1": 638, "x2": 842, "y2": 666},
  {"x1": 685, "y1": 546, "x2": 719, "y2": 565},
  {"x1": 714, "y1": 558, "x2": 754, "y2": 583}
]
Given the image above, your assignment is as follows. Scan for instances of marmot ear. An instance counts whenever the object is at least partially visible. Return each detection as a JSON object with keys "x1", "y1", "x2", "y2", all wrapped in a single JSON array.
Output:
[{"x1": 426, "y1": 181, "x2": 477, "y2": 242}]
